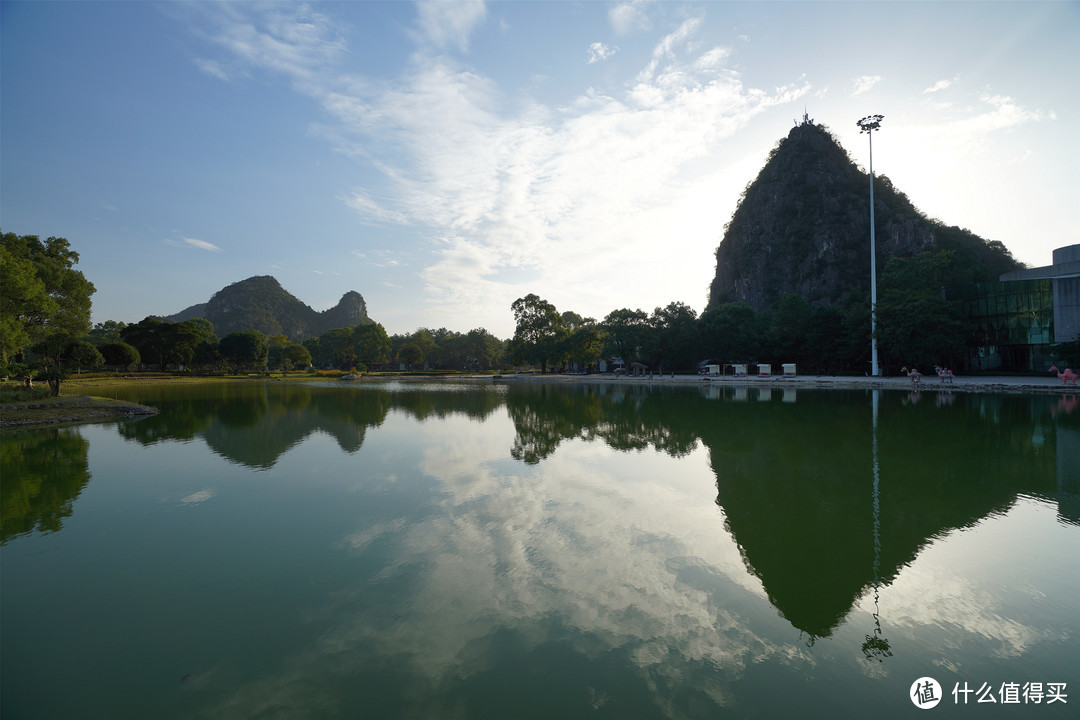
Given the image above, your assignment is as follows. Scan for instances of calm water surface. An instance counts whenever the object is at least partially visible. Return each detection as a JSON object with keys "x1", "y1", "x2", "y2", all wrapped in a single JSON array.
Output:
[{"x1": 2, "y1": 380, "x2": 1078, "y2": 718}]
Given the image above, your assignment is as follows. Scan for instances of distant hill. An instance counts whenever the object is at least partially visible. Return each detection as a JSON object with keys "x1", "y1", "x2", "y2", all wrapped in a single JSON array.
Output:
[
  {"x1": 707, "y1": 118, "x2": 1020, "y2": 311},
  {"x1": 164, "y1": 276, "x2": 372, "y2": 341}
]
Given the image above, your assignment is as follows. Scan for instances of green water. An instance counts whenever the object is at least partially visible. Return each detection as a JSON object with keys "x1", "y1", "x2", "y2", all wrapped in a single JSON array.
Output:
[{"x1": 2, "y1": 380, "x2": 1077, "y2": 718}]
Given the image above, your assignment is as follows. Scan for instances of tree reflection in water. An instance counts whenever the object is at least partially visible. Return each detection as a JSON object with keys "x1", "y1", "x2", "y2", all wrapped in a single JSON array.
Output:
[{"x1": 1, "y1": 428, "x2": 91, "y2": 544}]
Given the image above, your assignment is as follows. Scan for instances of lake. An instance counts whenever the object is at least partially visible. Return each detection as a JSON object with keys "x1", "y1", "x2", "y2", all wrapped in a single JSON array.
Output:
[{"x1": 2, "y1": 379, "x2": 1077, "y2": 718}]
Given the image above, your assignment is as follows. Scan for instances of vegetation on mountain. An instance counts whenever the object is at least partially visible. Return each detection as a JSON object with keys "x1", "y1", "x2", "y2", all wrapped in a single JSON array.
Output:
[
  {"x1": 708, "y1": 120, "x2": 1019, "y2": 312},
  {"x1": 164, "y1": 276, "x2": 371, "y2": 342}
]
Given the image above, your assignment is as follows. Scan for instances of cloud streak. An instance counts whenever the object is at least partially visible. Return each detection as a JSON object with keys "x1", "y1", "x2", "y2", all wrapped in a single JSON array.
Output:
[
  {"x1": 850, "y1": 75, "x2": 881, "y2": 96},
  {"x1": 165, "y1": 237, "x2": 223, "y2": 252}
]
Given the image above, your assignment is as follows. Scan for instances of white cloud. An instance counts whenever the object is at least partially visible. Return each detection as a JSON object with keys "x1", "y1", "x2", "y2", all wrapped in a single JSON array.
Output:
[
  {"x1": 415, "y1": 0, "x2": 486, "y2": 53},
  {"x1": 165, "y1": 236, "x2": 223, "y2": 252},
  {"x1": 344, "y1": 191, "x2": 412, "y2": 225},
  {"x1": 194, "y1": 57, "x2": 230, "y2": 81},
  {"x1": 190, "y1": 4, "x2": 813, "y2": 331},
  {"x1": 610, "y1": 1, "x2": 652, "y2": 36},
  {"x1": 850, "y1": 75, "x2": 881, "y2": 96},
  {"x1": 587, "y1": 41, "x2": 616, "y2": 64},
  {"x1": 923, "y1": 78, "x2": 952, "y2": 94}
]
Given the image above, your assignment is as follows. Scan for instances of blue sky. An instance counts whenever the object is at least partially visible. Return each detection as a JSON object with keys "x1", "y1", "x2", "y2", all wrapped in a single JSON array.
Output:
[{"x1": 2, "y1": 1, "x2": 1076, "y2": 338}]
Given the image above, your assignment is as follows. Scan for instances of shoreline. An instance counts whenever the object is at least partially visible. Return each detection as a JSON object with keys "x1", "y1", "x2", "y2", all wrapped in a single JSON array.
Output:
[
  {"x1": 3, "y1": 371, "x2": 1076, "y2": 430},
  {"x1": 471, "y1": 371, "x2": 1079, "y2": 395},
  {"x1": 0, "y1": 394, "x2": 159, "y2": 431}
]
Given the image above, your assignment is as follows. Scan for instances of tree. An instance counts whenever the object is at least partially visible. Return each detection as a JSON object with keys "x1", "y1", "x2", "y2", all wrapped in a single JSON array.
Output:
[
  {"x1": 30, "y1": 334, "x2": 103, "y2": 396},
  {"x1": 282, "y1": 343, "x2": 312, "y2": 370},
  {"x1": 601, "y1": 308, "x2": 650, "y2": 366},
  {"x1": 321, "y1": 327, "x2": 359, "y2": 370},
  {"x1": 765, "y1": 293, "x2": 811, "y2": 365},
  {"x1": 1, "y1": 232, "x2": 96, "y2": 363},
  {"x1": 699, "y1": 302, "x2": 759, "y2": 364},
  {"x1": 510, "y1": 295, "x2": 566, "y2": 373},
  {"x1": 876, "y1": 252, "x2": 966, "y2": 372},
  {"x1": 219, "y1": 330, "x2": 268, "y2": 371},
  {"x1": 646, "y1": 302, "x2": 699, "y2": 372},
  {"x1": 87, "y1": 320, "x2": 127, "y2": 346},
  {"x1": 397, "y1": 341, "x2": 425, "y2": 368},
  {"x1": 465, "y1": 328, "x2": 506, "y2": 371},
  {"x1": 267, "y1": 334, "x2": 291, "y2": 370},
  {"x1": 99, "y1": 342, "x2": 141, "y2": 372},
  {"x1": 558, "y1": 314, "x2": 604, "y2": 371},
  {"x1": 121, "y1": 317, "x2": 168, "y2": 369},
  {"x1": 163, "y1": 318, "x2": 216, "y2": 369},
  {"x1": 353, "y1": 323, "x2": 391, "y2": 368}
]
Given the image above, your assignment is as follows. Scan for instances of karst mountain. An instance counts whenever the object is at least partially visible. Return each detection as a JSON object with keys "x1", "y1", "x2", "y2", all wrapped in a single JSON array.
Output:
[
  {"x1": 165, "y1": 275, "x2": 372, "y2": 341},
  {"x1": 707, "y1": 117, "x2": 1020, "y2": 311}
]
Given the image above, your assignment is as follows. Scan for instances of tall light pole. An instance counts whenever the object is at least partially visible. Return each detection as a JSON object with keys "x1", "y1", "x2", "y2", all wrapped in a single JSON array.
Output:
[{"x1": 857, "y1": 114, "x2": 884, "y2": 376}]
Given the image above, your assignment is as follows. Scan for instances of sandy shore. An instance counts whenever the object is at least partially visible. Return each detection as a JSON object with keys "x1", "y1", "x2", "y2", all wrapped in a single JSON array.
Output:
[{"x1": 476, "y1": 372, "x2": 1078, "y2": 395}]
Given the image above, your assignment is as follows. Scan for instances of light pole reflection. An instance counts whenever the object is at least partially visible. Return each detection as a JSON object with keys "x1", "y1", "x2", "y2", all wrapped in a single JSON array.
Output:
[{"x1": 862, "y1": 389, "x2": 893, "y2": 662}]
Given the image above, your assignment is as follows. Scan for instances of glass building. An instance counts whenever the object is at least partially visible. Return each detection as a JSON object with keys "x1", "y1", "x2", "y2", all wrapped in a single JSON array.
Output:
[
  {"x1": 950, "y1": 279, "x2": 1055, "y2": 371},
  {"x1": 948, "y1": 244, "x2": 1080, "y2": 372}
]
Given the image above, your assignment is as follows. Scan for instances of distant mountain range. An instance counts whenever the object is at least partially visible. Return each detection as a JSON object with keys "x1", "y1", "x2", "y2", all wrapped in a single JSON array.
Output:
[
  {"x1": 164, "y1": 276, "x2": 372, "y2": 341},
  {"x1": 708, "y1": 117, "x2": 1020, "y2": 311}
]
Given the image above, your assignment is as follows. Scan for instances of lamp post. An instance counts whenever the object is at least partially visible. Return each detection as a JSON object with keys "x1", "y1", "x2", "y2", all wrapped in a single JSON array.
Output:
[{"x1": 857, "y1": 114, "x2": 884, "y2": 377}]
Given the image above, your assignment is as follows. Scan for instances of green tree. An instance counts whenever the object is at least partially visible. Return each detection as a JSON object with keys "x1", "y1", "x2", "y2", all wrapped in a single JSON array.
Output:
[
  {"x1": 699, "y1": 302, "x2": 759, "y2": 364},
  {"x1": 219, "y1": 330, "x2": 269, "y2": 371},
  {"x1": 100, "y1": 342, "x2": 141, "y2": 371},
  {"x1": 876, "y1": 252, "x2": 966, "y2": 372},
  {"x1": 321, "y1": 327, "x2": 358, "y2": 370},
  {"x1": 354, "y1": 323, "x2": 391, "y2": 368},
  {"x1": 510, "y1": 295, "x2": 566, "y2": 373},
  {"x1": 282, "y1": 343, "x2": 312, "y2": 370},
  {"x1": 302, "y1": 337, "x2": 321, "y2": 368},
  {"x1": 121, "y1": 317, "x2": 168, "y2": 369},
  {"x1": 397, "y1": 341, "x2": 425, "y2": 368},
  {"x1": 558, "y1": 314, "x2": 604, "y2": 371},
  {"x1": 646, "y1": 302, "x2": 699, "y2": 372},
  {"x1": 765, "y1": 293, "x2": 811, "y2": 365},
  {"x1": 601, "y1": 308, "x2": 650, "y2": 366},
  {"x1": 30, "y1": 334, "x2": 104, "y2": 395},
  {"x1": 1, "y1": 232, "x2": 96, "y2": 363},
  {"x1": 267, "y1": 334, "x2": 291, "y2": 370},
  {"x1": 163, "y1": 318, "x2": 217, "y2": 369},
  {"x1": 87, "y1": 320, "x2": 127, "y2": 346}
]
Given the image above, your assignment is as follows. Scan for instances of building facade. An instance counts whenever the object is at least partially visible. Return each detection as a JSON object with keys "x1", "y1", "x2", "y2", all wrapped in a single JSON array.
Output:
[{"x1": 951, "y1": 244, "x2": 1080, "y2": 372}]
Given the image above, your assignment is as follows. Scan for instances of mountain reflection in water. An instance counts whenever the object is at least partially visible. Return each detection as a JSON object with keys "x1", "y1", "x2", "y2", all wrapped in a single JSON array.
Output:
[{"x1": 2, "y1": 380, "x2": 1076, "y2": 718}]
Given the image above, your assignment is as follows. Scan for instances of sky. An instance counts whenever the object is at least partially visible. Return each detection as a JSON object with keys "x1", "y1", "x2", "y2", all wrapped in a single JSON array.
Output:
[{"x1": 2, "y1": 1, "x2": 1077, "y2": 339}]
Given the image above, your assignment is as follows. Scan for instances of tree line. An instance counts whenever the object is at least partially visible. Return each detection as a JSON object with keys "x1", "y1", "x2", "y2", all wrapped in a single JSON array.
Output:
[
  {"x1": 508, "y1": 250, "x2": 1059, "y2": 375},
  {"x1": 6, "y1": 230, "x2": 1079, "y2": 393}
]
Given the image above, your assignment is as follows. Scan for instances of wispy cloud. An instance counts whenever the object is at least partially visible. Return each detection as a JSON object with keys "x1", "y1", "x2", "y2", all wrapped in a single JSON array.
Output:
[
  {"x1": 165, "y1": 236, "x2": 223, "y2": 252},
  {"x1": 587, "y1": 41, "x2": 616, "y2": 64},
  {"x1": 415, "y1": 0, "x2": 486, "y2": 53},
  {"x1": 610, "y1": 1, "x2": 652, "y2": 36},
  {"x1": 923, "y1": 78, "x2": 953, "y2": 94},
  {"x1": 194, "y1": 57, "x2": 231, "y2": 81},
  {"x1": 851, "y1": 75, "x2": 881, "y2": 96},
  {"x1": 344, "y1": 191, "x2": 412, "y2": 225},
  {"x1": 188, "y1": 5, "x2": 810, "y2": 328}
]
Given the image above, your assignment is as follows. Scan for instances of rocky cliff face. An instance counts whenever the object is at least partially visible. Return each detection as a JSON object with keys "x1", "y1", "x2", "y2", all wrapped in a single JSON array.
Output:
[
  {"x1": 165, "y1": 276, "x2": 372, "y2": 341},
  {"x1": 708, "y1": 120, "x2": 1018, "y2": 311}
]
